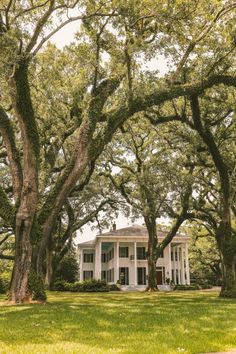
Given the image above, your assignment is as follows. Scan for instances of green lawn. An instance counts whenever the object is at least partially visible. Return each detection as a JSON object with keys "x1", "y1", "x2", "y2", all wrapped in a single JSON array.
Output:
[{"x1": 0, "y1": 290, "x2": 236, "y2": 354}]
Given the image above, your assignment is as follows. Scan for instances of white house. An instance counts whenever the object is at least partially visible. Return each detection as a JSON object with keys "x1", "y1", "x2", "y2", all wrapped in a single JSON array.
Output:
[{"x1": 77, "y1": 224, "x2": 190, "y2": 290}]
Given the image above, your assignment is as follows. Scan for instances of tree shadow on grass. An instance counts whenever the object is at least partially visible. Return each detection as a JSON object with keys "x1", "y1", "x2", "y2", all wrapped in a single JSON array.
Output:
[{"x1": 0, "y1": 292, "x2": 236, "y2": 353}]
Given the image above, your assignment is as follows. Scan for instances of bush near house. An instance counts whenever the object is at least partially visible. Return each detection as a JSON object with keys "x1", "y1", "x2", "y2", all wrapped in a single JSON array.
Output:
[
  {"x1": 55, "y1": 251, "x2": 79, "y2": 283},
  {"x1": 53, "y1": 279, "x2": 120, "y2": 292},
  {"x1": 108, "y1": 284, "x2": 121, "y2": 291}
]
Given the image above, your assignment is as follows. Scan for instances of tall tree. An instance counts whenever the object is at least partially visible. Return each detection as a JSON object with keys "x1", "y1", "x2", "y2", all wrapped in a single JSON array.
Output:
[
  {"x1": 102, "y1": 119, "x2": 194, "y2": 290},
  {"x1": 149, "y1": 87, "x2": 236, "y2": 296},
  {"x1": 0, "y1": 0, "x2": 236, "y2": 302}
]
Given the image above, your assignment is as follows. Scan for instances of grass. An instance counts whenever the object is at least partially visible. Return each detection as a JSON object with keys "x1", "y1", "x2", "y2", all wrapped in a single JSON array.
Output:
[{"x1": 0, "y1": 290, "x2": 236, "y2": 354}]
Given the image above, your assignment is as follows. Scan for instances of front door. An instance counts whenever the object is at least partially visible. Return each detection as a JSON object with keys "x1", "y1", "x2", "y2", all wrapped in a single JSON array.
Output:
[
  {"x1": 156, "y1": 267, "x2": 165, "y2": 285},
  {"x1": 119, "y1": 267, "x2": 129, "y2": 285},
  {"x1": 156, "y1": 270, "x2": 163, "y2": 285}
]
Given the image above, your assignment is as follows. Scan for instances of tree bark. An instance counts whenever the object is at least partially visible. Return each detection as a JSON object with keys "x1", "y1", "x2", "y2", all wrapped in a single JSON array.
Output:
[
  {"x1": 220, "y1": 262, "x2": 236, "y2": 297},
  {"x1": 145, "y1": 216, "x2": 158, "y2": 291},
  {"x1": 45, "y1": 247, "x2": 53, "y2": 289},
  {"x1": 8, "y1": 59, "x2": 39, "y2": 303},
  {"x1": 9, "y1": 221, "x2": 33, "y2": 303},
  {"x1": 190, "y1": 95, "x2": 236, "y2": 297},
  {"x1": 216, "y1": 221, "x2": 236, "y2": 297}
]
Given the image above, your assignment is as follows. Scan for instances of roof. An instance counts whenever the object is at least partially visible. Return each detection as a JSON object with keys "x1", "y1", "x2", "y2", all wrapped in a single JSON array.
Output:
[
  {"x1": 99, "y1": 225, "x2": 148, "y2": 237},
  {"x1": 77, "y1": 239, "x2": 95, "y2": 247},
  {"x1": 77, "y1": 224, "x2": 188, "y2": 247},
  {"x1": 98, "y1": 224, "x2": 187, "y2": 238}
]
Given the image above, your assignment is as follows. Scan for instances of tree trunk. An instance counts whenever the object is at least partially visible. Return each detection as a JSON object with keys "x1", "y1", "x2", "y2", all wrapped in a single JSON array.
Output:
[
  {"x1": 190, "y1": 95, "x2": 236, "y2": 297},
  {"x1": 147, "y1": 256, "x2": 158, "y2": 291},
  {"x1": 145, "y1": 216, "x2": 158, "y2": 291},
  {"x1": 8, "y1": 59, "x2": 39, "y2": 303},
  {"x1": 45, "y1": 248, "x2": 53, "y2": 289},
  {"x1": 220, "y1": 261, "x2": 236, "y2": 298},
  {"x1": 9, "y1": 216, "x2": 33, "y2": 303},
  {"x1": 216, "y1": 220, "x2": 236, "y2": 298}
]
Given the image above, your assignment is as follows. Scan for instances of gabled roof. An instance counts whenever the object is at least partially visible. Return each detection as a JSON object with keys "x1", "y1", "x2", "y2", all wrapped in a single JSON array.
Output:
[
  {"x1": 78, "y1": 224, "x2": 188, "y2": 247},
  {"x1": 77, "y1": 239, "x2": 95, "y2": 247},
  {"x1": 98, "y1": 224, "x2": 148, "y2": 237},
  {"x1": 98, "y1": 224, "x2": 187, "y2": 238}
]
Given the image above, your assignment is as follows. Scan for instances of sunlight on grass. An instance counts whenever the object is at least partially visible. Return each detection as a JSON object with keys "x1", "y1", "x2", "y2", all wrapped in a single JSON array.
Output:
[{"x1": 0, "y1": 291, "x2": 236, "y2": 353}]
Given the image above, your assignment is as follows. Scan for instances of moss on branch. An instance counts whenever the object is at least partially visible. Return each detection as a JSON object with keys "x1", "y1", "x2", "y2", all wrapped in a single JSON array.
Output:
[{"x1": 0, "y1": 186, "x2": 15, "y2": 227}]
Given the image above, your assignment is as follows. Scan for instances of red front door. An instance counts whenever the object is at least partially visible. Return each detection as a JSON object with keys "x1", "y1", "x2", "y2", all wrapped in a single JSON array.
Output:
[{"x1": 156, "y1": 270, "x2": 163, "y2": 285}]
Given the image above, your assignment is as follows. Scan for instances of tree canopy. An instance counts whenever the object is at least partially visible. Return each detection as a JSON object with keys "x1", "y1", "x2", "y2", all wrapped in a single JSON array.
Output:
[{"x1": 0, "y1": 0, "x2": 235, "y2": 302}]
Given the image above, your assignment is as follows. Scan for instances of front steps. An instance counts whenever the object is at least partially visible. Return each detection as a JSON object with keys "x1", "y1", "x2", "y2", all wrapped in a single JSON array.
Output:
[{"x1": 120, "y1": 285, "x2": 172, "y2": 292}]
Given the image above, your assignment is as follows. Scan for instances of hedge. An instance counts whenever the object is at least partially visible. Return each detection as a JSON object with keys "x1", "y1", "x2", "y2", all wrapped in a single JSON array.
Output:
[{"x1": 53, "y1": 279, "x2": 118, "y2": 292}]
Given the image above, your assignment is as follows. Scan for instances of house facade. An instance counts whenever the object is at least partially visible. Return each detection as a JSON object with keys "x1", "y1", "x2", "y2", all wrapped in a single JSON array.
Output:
[{"x1": 77, "y1": 225, "x2": 190, "y2": 289}]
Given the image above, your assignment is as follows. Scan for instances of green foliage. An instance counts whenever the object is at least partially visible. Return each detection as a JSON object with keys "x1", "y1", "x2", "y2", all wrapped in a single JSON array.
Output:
[
  {"x1": 53, "y1": 280, "x2": 73, "y2": 292},
  {"x1": 0, "y1": 276, "x2": 9, "y2": 294},
  {"x1": 79, "y1": 279, "x2": 110, "y2": 292},
  {"x1": 28, "y1": 270, "x2": 47, "y2": 301},
  {"x1": 174, "y1": 284, "x2": 201, "y2": 291},
  {"x1": 55, "y1": 252, "x2": 79, "y2": 283},
  {"x1": 0, "y1": 237, "x2": 14, "y2": 295},
  {"x1": 188, "y1": 224, "x2": 221, "y2": 285},
  {"x1": 53, "y1": 279, "x2": 110, "y2": 292},
  {"x1": 108, "y1": 284, "x2": 121, "y2": 291},
  {"x1": 0, "y1": 0, "x2": 236, "y2": 301}
]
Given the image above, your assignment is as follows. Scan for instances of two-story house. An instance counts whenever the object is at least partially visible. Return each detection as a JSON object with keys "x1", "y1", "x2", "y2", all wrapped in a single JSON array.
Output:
[{"x1": 77, "y1": 224, "x2": 190, "y2": 290}]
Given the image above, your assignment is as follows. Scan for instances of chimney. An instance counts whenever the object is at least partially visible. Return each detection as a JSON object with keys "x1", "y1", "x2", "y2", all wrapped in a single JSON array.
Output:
[{"x1": 112, "y1": 223, "x2": 116, "y2": 231}]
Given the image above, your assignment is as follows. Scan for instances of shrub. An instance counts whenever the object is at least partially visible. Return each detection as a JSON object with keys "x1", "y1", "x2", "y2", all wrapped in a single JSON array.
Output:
[
  {"x1": 174, "y1": 284, "x2": 201, "y2": 291},
  {"x1": 53, "y1": 279, "x2": 109, "y2": 292},
  {"x1": 79, "y1": 279, "x2": 109, "y2": 292},
  {"x1": 53, "y1": 280, "x2": 79, "y2": 292},
  {"x1": 108, "y1": 284, "x2": 121, "y2": 291},
  {"x1": 200, "y1": 284, "x2": 213, "y2": 289},
  {"x1": 28, "y1": 270, "x2": 47, "y2": 301},
  {"x1": 0, "y1": 277, "x2": 9, "y2": 294},
  {"x1": 53, "y1": 280, "x2": 69, "y2": 291},
  {"x1": 55, "y1": 250, "x2": 79, "y2": 283}
]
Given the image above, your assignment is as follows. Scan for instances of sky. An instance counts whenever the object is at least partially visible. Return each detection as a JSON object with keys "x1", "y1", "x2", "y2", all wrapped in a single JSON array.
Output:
[{"x1": 49, "y1": 19, "x2": 169, "y2": 243}]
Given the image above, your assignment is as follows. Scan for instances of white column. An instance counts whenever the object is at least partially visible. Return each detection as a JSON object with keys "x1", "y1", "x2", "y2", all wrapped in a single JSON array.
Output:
[
  {"x1": 115, "y1": 241, "x2": 119, "y2": 283},
  {"x1": 80, "y1": 249, "x2": 83, "y2": 282},
  {"x1": 181, "y1": 245, "x2": 186, "y2": 285},
  {"x1": 134, "y1": 241, "x2": 137, "y2": 285},
  {"x1": 177, "y1": 246, "x2": 180, "y2": 284},
  {"x1": 173, "y1": 247, "x2": 177, "y2": 284},
  {"x1": 185, "y1": 243, "x2": 190, "y2": 285},
  {"x1": 168, "y1": 244, "x2": 172, "y2": 282},
  {"x1": 95, "y1": 241, "x2": 101, "y2": 279}
]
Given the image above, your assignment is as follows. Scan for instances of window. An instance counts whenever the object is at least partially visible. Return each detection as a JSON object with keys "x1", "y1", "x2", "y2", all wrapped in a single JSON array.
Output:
[
  {"x1": 119, "y1": 267, "x2": 129, "y2": 285},
  {"x1": 137, "y1": 267, "x2": 146, "y2": 285},
  {"x1": 137, "y1": 247, "x2": 146, "y2": 260},
  {"x1": 107, "y1": 248, "x2": 114, "y2": 261},
  {"x1": 101, "y1": 270, "x2": 106, "y2": 281},
  {"x1": 101, "y1": 253, "x2": 106, "y2": 263},
  {"x1": 119, "y1": 247, "x2": 129, "y2": 258},
  {"x1": 83, "y1": 253, "x2": 94, "y2": 263},
  {"x1": 83, "y1": 271, "x2": 93, "y2": 280},
  {"x1": 159, "y1": 250, "x2": 164, "y2": 258},
  {"x1": 107, "y1": 268, "x2": 114, "y2": 282}
]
